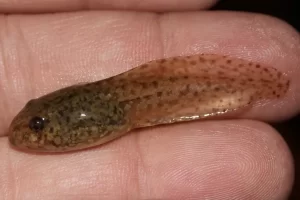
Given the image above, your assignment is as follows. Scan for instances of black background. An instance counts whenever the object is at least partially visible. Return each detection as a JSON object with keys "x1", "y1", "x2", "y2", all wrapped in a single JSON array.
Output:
[{"x1": 211, "y1": 0, "x2": 299, "y2": 199}]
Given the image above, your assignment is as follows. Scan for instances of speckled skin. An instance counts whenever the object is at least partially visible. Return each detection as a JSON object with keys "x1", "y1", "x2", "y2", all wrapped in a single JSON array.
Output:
[{"x1": 9, "y1": 54, "x2": 290, "y2": 152}]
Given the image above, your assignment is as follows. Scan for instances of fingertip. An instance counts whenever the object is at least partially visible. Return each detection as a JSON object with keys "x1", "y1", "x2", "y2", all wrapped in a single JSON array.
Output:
[{"x1": 134, "y1": 119, "x2": 294, "y2": 199}]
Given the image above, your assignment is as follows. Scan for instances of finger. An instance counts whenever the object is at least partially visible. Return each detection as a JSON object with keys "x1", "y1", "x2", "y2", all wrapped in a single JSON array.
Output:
[
  {"x1": 0, "y1": 0, "x2": 217, "y2": 13},
  {"x1": 0, "y1": 120, "x2": 293, "y2": 199},
  {"x1": 1, "y1": 11, "x2": 299, "y2": 136}
]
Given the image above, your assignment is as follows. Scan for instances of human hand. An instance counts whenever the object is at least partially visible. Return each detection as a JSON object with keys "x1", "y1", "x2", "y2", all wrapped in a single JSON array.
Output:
[{"x1": 0, "y1": 0, "x2": 299, "y2": 199}]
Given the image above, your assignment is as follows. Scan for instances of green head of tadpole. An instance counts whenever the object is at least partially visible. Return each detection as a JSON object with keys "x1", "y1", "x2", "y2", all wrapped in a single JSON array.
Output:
[{"x1": 9, "y1": 85, "x2": 128, "y2": 152}]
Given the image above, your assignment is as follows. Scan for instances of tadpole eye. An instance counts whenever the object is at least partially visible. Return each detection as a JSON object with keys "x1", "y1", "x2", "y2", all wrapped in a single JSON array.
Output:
[{"x1": 29, "y1": 116, "x2": 45, "y2": 132}]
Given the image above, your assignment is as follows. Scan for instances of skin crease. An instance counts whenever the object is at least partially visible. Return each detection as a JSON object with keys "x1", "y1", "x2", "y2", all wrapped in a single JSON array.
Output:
[{"x1": 0, "y1": 1, "x2": 300, "y2": 200}]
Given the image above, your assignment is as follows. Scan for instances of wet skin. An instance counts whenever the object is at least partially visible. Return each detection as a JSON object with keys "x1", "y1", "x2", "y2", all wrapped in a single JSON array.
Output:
[{"x1": 8, "y1": 54, "x2": 290, "y2": 152}]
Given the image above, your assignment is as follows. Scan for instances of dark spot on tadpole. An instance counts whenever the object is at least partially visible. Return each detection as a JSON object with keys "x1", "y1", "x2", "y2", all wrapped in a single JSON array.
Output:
[
  {"x1": 141, "y1": 82, "x2": 148, "y2": 89},
  {"x1": 109, "y1": 119, "x2": 119, "y2": 125},
  {"x1": 83, "y1": 96, "x2": 88, "y2": 101},
  {"x1": 157, "y1": 92, "x2": 163, "y2": 97},
  {"x1": 43, "y1": 103, "x2": 50, "y2": 109},
  {"x1": 160, "y1": 59, "x2": 166, "y2": 63},
  {"x1": 186, "y1": 84, "x2": 191, "y2": 91},
  {"x1": 66, "y1": 116, "x2": 70, "y2": 123},
  {"x1": 218, "y1": 71, "x2": 225, "y2": 76},
  {"x1": 58, "y1": 120, "x2": 62, "y2": 126},
  {"x1": 240, "y1": 80, "x2": 247, "y2": 86},
  {"x1": 214, "y1": 87, "x2": 220, "y2": 91},
  {"x1": 49, "y1": 127, "x2": 54, "y2": 133},
  {"x1": 233, "y1": 67, "x2": 238, "y2": 72},
  {"x1": 121, "y1": 85, "x2": 126, "y2": 90},
  {"x1": 67, "y1": 93, "x2": 76, "y2": 100},
  {"x1": 180, "y1": 89, "x2": 188, "y2": 96},
  {"x1": 190, "y1": 60, "x2": 197, "y2": 65},
  {"x1": 166, "y1": 91, "x2": 172, "y2": 96},
  {"x1": 147, "y1": 104, "x2": 152, "y2": 110},
  {"x1": 141, "y1": 64, "x2": 148, "y2": 69},
  {"x1": 169, "y1": 60, "x2": 175, "y2": 65},
  {"x1": 152, "y1": 81, "x2": 158, "y2": 88},
  {"x1": 199, "y1": 57, "x2": 206, "y2": 62},
  {"x1": 169, "y1": 77, "x2": 177, "y2": 82},
  {"x1": 83, "y1": 88, "x2": 91, "y2": 93},
  {"x1": 68, "y1": 106, "x2": 74, "y2": 112},
  {"x1": 58, "y1": 110, "x2": 64, "y2": 116},
  {"x1": 85, "y1": 107, "x2": 92, "y2": 112},
  {"x1": 130, "y1": 89, "x2": 136, "y2": 95},
  {"x1": 256, "y1": 64, "x2": 261, "y2": 68},
  {"x1": 277, "y1": 72, "x2": 282, "y2": 78},
  {"x1": 226, "y1": 60, "x2": 232, "y2": 64},
  {"x1": 95, "y1": 96, "x2": 100, "y2": 100},
  {"x1": 157, "y1": 102, "x2": 163, "y2": 107}
]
